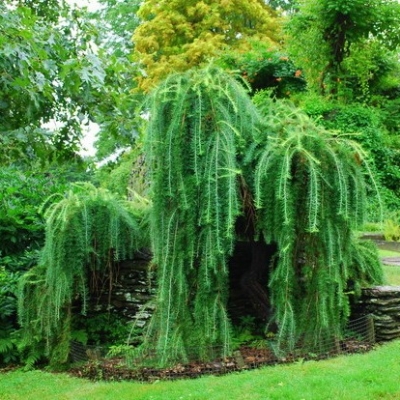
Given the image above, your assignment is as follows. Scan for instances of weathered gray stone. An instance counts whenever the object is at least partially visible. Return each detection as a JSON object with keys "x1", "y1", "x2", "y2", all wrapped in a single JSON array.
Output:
[
  {"x1": 377, "y1": 327, "x2": 400, "y2": 335},
  {"x1": 373, "y1": 314, "x2": 394, "y2": 322},
  {"x1": 376, "y1": 305, "x2": 400, "y2": 313},
  {"x1": 363, "y1": 286, "x2": 400, "y2": 297},
  {"x1": 367, "y1": 298, "x2": 400, "y2": 306},
  {"x1": 88, "y1": 254, "x2": 156, "y2": 325},
  {"x1": 352, "y1": 285, "x2": 400, "y2": 343},
  {"x1": 88, "y1": 252, "x2": 400, "y2": 345}
]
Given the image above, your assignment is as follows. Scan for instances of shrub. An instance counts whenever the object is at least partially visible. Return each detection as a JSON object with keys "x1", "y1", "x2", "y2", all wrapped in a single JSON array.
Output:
[{"x1": 18, "y1": 183, "x2": 149, "y2": 367}]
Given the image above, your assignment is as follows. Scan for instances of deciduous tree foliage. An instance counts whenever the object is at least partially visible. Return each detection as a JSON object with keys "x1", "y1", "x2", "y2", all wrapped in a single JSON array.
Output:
[
  {"x1": 286, "y1": 0, "x2": 400, "y2": 97},
  {"x1": 219, "y1": 42, "x2": 306, "y2": 96},
  {"x1": 89, "y1": 0, "x2": 144, "y2": 160},
  {"x1": 0, "y1": 2, "x2": 105, "y2": 163},
  {"x1": 132, "y1": 0, "x2": 281, "y2": 92},
  {"x1": 95, "y1": 0, "x2": 141, "y2": 57}
]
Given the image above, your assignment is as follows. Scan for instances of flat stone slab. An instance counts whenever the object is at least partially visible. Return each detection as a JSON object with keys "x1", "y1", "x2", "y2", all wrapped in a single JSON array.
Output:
[
  {"x1": 381, "y1": 257, "x2": 400, "y2": 266},
  {"x1": 363, "y1": 286, "x2": 400, "y2": 297},
  {"x1": 362, "y1": 233, "x2": 385, "y2": 241}
]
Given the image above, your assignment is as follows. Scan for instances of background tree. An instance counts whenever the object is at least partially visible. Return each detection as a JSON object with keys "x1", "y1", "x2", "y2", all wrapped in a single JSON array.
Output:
[
  {"x1": 89, "y1": 0, "x2": 144, "y2": 161},
  {"x1": 0, "y1": 1, "x2": 106, "y2": 163},
  {"x1": 94, "y1": 0, "x2": 140, "y2": 57},
  {"x1": 132, "y1": 0, "x2": 281, "y2": 92},
  {"x1": 218, "y1": 41, "x2": 306, "y2": 96},
  {"x1": 286, "y1": 0, "x2": 400, "y2": 98},
  {"x1": 265, "y1": 0, "x2": 298, "y2": 13},
  {"x1": 285, "y1": 0, "x2": 400, "y2": 214},
  {"x1": 14, "y1": 0, "x2": 68, "y2": 22}
]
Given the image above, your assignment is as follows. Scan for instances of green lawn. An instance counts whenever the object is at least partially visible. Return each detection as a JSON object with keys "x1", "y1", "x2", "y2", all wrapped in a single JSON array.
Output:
[
  {"x1": 2, "y1": 340, "x2": 400, "y2": 400},
  {"x1": 383, "y1": 265, "x2": 400, "y2": 286},
  {"x1": 378, "y1": 248, "x2": 400, "y2": 258},
  {"x1": 378, "y1": 248, "x2": 400, "y2": 286}
]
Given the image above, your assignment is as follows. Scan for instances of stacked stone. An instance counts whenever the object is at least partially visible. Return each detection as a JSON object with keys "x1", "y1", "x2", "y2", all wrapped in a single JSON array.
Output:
[
  {"x1": 94, "y1": 251, "x2": 156, "y2": 327},
  {"x1": 357, "y1": 286, "x2": 400, "y2": 341}
]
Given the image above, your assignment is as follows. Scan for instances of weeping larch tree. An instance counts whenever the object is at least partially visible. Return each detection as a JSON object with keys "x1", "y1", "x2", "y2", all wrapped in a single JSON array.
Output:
[
  {"x1": 252, "y1": 93, "x2": 383, "y2": 351},
  {"x1": 142, "y1": 65, "x2": 263, "y2": 365},
  {"x1": 18, "y1": 183, "x2": 148, "y2": 366},
  {"x1": 141, "y1": 66, "x2": 382, "y2": 365},
  {"x1": 16, "y1": 66, "x2": 382, "y2": 368}
]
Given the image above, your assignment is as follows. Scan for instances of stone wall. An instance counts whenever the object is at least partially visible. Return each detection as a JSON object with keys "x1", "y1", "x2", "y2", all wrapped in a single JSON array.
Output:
[
  {"x1": 353, "y1": 286, "x2": 400, "y2": 341},
  {"x1": 89, "y1": 251, "x2": 400, "y2": 344},
  {"x1": 92, "y1": 251, "x2": 156, "y2": 328}
]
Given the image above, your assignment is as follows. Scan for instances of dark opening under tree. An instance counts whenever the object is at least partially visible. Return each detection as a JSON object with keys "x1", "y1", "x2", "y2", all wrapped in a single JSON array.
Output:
[{"x1": 140, "y1": 66, "x2": 382, "y2": 365}]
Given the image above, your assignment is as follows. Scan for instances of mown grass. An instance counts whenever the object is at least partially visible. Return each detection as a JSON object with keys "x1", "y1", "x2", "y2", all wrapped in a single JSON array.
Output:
[
  {"x1": 378, "y1": 248, "x2": 400, "y2": 258},
  {"x1": 378, "y1": 248, "x2": 400, "y2": 286},
  {"x1": 383, "y1": 265, "x2": 400, "y2": 286},
  {"x1": 2, "y1": 340, "x2": 400, "y2": 400}
]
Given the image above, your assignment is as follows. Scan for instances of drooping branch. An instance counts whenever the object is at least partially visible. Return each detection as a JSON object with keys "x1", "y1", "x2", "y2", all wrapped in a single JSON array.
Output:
[
  {"x1": 252, "y1": 96, "x2": 383, "y2": 351},
  {"x1": 18, "y1": 183, "x2": 147, "y2": 365},
  {"x1": 142, "y1": 65, "x2": 263, "y2": 365}
]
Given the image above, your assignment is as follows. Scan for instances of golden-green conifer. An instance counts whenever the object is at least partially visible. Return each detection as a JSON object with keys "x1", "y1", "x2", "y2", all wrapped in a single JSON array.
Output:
[{"x1": 133, "y1": 0, "x2": 281, "y2": 91}]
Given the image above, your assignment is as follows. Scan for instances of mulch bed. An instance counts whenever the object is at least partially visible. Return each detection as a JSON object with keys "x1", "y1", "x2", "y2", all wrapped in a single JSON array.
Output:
[
  {"x1": 0, "y1": 365, "x2": 18, "y2": 374},
  {"x1": 68, "y1": 340, "x2": 374, "y2": 382}
]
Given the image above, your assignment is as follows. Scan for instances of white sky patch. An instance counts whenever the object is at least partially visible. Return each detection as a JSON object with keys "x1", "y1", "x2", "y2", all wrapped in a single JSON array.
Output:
[
  {"x1": 79, "y1": 121, "x2": 99, "y2": 157},
  {"x1": 67, "y1": 0, "x2": 102, "y2": 12}
]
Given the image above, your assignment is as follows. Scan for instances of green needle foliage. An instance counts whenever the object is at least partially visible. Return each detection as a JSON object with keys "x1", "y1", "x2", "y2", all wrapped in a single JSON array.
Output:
[
  {"x1": 142, "y1": 65, "x2": 263, "y2": 365},
  {"x1": 18, "y1": 183, "x2": 147, "y2": 366},
  {"x1": 17, "y1": 66, "x2": 384, "y2": 369},
  {"x1": 252, "y1": 95, "x2": 383, "y2": 351},
  {"x1": 138, "y1": 66, "x2": 382, "y2": 365}
]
